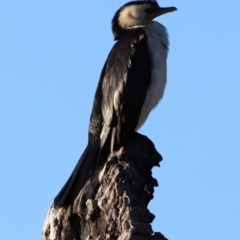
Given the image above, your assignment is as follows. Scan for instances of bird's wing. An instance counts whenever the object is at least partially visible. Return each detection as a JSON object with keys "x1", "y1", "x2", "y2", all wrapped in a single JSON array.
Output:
[
  {"x1": 54, "y1": 59, "x2": 108, "y2": 208},
  {"x1": 100, "y1": 29, "x2": 152, "y2": 151},
  {"x1": 54, "y1": 30, "x2": 152, "y2": 207}
]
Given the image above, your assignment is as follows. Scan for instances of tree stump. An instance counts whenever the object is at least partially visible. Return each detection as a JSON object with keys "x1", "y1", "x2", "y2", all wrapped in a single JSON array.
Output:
[{"x1": 42, "y1": 133, "x2": 168, "y2": 240}]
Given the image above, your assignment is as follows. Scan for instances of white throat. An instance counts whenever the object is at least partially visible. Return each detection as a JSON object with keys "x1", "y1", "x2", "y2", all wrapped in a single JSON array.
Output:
[{"x1": 136, "y1": 22, "x2": 169, "y2": 130}]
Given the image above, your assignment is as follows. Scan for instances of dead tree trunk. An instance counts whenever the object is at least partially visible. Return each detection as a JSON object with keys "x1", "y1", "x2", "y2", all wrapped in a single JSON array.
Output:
[{"x1": 42, "y1": 133, "x2": 168, "y2": 240}]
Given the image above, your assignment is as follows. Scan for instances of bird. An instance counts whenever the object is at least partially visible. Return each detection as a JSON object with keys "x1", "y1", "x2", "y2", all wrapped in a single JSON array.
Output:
[{"x1": 54, "y1": 0, "x2": 176, "y2": 208}]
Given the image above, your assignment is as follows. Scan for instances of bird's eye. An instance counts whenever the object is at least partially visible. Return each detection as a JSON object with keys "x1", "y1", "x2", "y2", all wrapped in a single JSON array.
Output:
[
  {"x1": 145, "y1": 8, "x2": 151, "y2": 13},
  {"x1": 145, "y1": 8, "x2": 153, "y2": 14}
]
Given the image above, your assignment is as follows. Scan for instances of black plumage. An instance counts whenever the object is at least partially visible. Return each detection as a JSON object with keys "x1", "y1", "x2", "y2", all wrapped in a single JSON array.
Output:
[{"x1": 54, "y1": 28, "x2": 151, "y2": 207}]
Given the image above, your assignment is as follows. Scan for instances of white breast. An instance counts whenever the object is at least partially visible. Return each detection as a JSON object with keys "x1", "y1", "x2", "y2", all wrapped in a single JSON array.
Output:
[{"x1": 135, "y1": 22, "x2": 169, "y2": 130}]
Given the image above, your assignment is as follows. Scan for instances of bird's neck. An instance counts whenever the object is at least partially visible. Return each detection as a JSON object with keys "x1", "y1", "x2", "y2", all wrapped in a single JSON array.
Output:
[{"x1": 144, "y1": 22, "x2": 169, "y2": 50}]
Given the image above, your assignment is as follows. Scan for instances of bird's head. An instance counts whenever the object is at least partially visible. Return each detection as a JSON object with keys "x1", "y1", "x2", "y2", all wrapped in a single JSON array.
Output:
[{"x1": 112, "y1": 0, "x2": 177, "y2": 40}]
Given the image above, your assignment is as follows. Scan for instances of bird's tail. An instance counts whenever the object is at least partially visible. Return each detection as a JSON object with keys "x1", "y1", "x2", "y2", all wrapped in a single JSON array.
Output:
[{"x1": 53, "y1": 142, "x2": 100, "y2": 208}]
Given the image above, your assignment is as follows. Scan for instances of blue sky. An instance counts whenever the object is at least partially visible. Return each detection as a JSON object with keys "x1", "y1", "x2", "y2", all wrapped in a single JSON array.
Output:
[{"x1": 1, "y1": 0, "x2": 240, "y2": 239}]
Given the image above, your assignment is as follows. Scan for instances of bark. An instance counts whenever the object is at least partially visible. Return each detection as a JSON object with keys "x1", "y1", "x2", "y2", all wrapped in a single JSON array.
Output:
[{"x1": 42, "y1": 133, "x2": 168, "y2": 240}]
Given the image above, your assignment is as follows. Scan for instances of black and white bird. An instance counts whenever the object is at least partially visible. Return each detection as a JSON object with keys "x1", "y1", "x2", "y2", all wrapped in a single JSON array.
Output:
[{"x1": 54, "y1": 0, "x2": 176, "y2": 207}]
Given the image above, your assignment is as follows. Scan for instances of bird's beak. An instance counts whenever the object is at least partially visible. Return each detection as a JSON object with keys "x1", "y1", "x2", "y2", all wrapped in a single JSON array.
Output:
[{"x1": 146, "y1": 6, "x2": 177, "y2": 20}]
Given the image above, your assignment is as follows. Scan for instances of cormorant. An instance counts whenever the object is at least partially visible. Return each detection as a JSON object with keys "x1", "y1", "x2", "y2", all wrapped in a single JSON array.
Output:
[{"x1": 54, "y1": 0, "x2": 176, "y2": 207}]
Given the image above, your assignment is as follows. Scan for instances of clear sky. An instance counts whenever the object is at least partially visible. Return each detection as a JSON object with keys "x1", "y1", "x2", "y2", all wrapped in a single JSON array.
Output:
[{"x1": 1, "y1": 0, "x2": 240, "y2": 239}]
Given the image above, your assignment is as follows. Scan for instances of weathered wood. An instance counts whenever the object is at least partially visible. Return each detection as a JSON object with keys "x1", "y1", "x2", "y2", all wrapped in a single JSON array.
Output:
[{"x1": 42, "y1": 133, "x2": 168, "y2": 240}]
